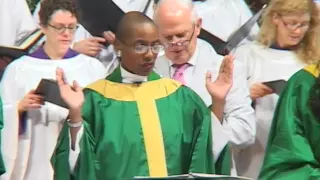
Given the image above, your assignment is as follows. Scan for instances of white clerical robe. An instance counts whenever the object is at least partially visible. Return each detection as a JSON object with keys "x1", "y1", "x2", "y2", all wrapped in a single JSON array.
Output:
[
  {"x1": 194, "y1": 0, "x2": 259, "y2": 43},
  {"x1": 0, "y1": 54, "x2": 106, "y2": 180},
  {"x1": 0, "y1": 0, "x2": 36, "y2": 46},
  {"x1": 154, "y1": 39, "x2": 256, "y2": 175},
  {"x1": 233, "y1": 42, "x2": 306, "y2": 179}
]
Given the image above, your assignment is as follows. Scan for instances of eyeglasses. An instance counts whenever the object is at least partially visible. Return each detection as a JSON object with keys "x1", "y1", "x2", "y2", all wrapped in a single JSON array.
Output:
[
  {"x1": 120, "y1": 40, "x2": 164, "y2": 54},
  {"x1": 134, "y1": 44, "x2": 164, "y2": 54},
  {"x1": 163, "y1": 24, "x2": 195, "y2": 49},
  {"x1": 280, "y1": 17, "x2": 310, "y2": 31},
  {"x1": 47, "y1": 24, "x2": 79, "y2": 34}
]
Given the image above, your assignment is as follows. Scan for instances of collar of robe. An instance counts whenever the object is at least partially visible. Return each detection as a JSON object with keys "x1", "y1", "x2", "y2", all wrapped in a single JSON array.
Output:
[
  {"x1": 106, "y1": 66, "x2": 161, "y2": 83},
  {"x1": 270, "y1": 43, "x2": 298, "y2": 51},
  {"x1": 28, "y1": 46, "x2": 79, "y2": 60}
]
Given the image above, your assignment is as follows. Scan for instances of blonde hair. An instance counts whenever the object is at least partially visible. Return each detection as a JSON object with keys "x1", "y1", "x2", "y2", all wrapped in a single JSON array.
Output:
[{"x1": 258, "y1": 0, "x2": 320, "y2": 64}]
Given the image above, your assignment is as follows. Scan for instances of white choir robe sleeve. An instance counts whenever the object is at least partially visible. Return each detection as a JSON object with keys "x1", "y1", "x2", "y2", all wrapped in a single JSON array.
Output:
[
  {"x1": 235, "y1": 0, "x2": 259, "y2": 42},
  {"x1": 221, "y1": 60, "x2": 256, "y2": 148},
  {"x1": 14, "y1": 0, "x2": 37, "y2": 45},
  {"x1": 32, "y1": 2, "x2": 41, "y2": 27},
  {"x1": 0, "y1": 63, "x2": 23, "y2": 180},
  {"x1": 0, "y1": 0, "x2": 36, "y2": 46},
  {"x1": 210, "y1": 112, "x2": 229, "y2": 161},
  {"x1": 232, "y1": 43, "x2": 257, "y2": 82},
  {"x1": 69, "y1": 126, "x2": 84, "y2": 173}
]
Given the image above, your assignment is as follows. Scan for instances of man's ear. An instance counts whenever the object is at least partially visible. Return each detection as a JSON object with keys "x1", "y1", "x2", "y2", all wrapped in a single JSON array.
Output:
[
  {"x1": 113, "y1": 39, "x2": 121, "y2": 52},
  {"x1": 195, "y1": 18, "x2": 202, "y2": 36},
  {"x1": 197, "y1": 18, "x2": 202, "y2": 28}
]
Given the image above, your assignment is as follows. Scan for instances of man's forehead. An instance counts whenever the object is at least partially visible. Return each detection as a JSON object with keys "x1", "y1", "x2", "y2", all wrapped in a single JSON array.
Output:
[
  {"x1": 158, "y1": 21, "x2": 192, "y2": 35},
  {"x1": 130, "y1": 23, "x2": 158, "y2": 33},
  {"x1": 126, "y1": 24, "x2": 159, "y2": 41}
]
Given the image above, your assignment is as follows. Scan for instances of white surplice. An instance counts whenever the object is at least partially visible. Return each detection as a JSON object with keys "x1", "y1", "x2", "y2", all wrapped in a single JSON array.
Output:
[
  {"x1": 0, "y1": 0, "x2": 36, "y2": 46},
  {"x1": 233, "y1": 42, "x2": 306, "y2": 179},
  {"x1": 0, "y1": 54, "x2": 106, "y2": 180}
]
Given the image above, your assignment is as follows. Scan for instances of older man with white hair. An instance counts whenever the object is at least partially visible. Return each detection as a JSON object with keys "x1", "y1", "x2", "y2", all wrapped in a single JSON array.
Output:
[{"x1": 153, "y1": 0, "x2": 256, "y2": 175}]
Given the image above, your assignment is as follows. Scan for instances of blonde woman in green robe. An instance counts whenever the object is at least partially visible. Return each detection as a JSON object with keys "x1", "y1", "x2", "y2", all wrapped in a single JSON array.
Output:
[
  {"x1": 233, "y1": 0, "x2": 320, "y2": 178},
  {"x1": 259, "y1": 63, "x2": 320, "y2": 179}
]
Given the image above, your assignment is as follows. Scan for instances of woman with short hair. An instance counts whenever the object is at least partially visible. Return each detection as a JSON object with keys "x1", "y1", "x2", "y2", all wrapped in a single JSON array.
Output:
[{"x1": 0, "y1": 0, "x2": 105, "y2": 179}]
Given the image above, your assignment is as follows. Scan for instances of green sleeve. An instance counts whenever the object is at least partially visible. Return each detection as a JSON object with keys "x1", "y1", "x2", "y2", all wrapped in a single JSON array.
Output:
[
  {"x1": 187, "y1": 89, "x2": 215, "y2": 174},
  {"x1": 205, "y1": 108, "x2": 231, "y2": 175},
  {"x1": 259, "y1": 71, "x2": 320, "y2": 180},
  {"x1": 214, "y1": 145, "x2": 231, "y2": 175},
  {"x1": 51, "y1": 121, "x2": 72, "y2": 180},
  {"x1": 72, "y1": 89, "x2": 105, "y2": 180},
  {"x1": 51, "y1": 89, "x2": 104, "y2": 180},
  {"x1": 0, "y1": 98, "x2": 5, "y2": 175}
]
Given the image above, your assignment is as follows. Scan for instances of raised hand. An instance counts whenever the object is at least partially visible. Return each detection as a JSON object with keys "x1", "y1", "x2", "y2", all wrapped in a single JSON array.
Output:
[
  {"x1": 56, "y1": 67, "x2": 84, "y2": 111},
  {"x1": 205, "y1": 55, "x2": 234, "y2": 102}
]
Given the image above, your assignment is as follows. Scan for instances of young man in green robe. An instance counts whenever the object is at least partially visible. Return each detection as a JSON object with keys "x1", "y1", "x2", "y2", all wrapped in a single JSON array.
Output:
[
  {"x1": 51, "y1": 11, "x2": 233, "y2": 179},
  {"x1": 259, "y1": 64, "x2": 320, "y2": 179}
]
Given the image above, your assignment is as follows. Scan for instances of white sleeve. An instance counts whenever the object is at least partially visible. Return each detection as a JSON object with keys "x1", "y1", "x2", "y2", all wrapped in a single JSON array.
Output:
[
  {"x1": 210, "y1": 112, "x2": 229, "y2": 162},
  {"x1": 68, "y1": 126, "x2": 84, "y2": 173},
  {"x1": 14, "y1": 0, "x2": 37, "y2": 45},
  {"x1": 32, "y1": 2, "x2": 41, "y2": 27},
  {"x1": 86, "y1": 56, "x2": 109, "y2": 79},
  {"x1": 0, "y1": 63, "x2": 23, "y2": 180},
  {"x1": 234, "y1": 0, "x2": 259, "y2": 41},
  {"x1": 73, "y1": 25, "x2": 93, "y2": 43},
  {"x1": 221, "y1": 60, "x2": 256, "y2": 148},
  {"x1": 232, "y1": 43, "x2": 256, "y2": 83}
]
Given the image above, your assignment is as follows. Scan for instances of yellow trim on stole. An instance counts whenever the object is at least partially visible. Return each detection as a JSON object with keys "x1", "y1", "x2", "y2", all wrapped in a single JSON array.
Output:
[
  {"x1": 86, "y1": 78, "x2": 182, "y2": 177},
  {"x1": 304, "y1": 64, "x2": 320, "y2": 77}
]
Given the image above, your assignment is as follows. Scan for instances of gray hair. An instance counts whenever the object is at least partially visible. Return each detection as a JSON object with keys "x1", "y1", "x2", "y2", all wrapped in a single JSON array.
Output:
[{"x1": 153, "y1": 0, "x2": 198, "y2": 23}]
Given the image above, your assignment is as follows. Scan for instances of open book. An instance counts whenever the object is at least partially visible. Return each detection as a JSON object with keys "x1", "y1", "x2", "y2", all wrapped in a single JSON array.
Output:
[
  {"x1": 35, "y1": 79, "x2": 68, "y2": 108},
  {"x1": 262, "y1": 79, "x2": 287, "y2": 95},
  {"x1": 134, "y1": 173, "x2": 252, "y2": 180},
  {"x1": 0, "y1": 29, "x2": 44, "y2": 59}
]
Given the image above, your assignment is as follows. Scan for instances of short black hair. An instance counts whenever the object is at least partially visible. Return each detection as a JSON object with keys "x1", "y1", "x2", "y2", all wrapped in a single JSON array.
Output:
[{"x1": 115, "y1": 11, "x2": 157, "y2": 43}]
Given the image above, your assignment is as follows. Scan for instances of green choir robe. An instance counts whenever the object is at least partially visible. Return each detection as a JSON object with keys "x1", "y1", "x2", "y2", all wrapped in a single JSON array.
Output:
[
  {"x1": 51, "y1": 67, "x2": 222, "y2": 179},
  {"x1": 0, "y1": 97, "x2": 5, "y2": 175},
  {"x1": 259, "y1": 64, "x2": 320, "y2": 179}
]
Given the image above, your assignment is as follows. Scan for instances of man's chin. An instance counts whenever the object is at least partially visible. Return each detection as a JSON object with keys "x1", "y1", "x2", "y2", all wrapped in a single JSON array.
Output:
[
  {"x1": 172, "y1": 57, "x2": 189, "y2": 65},
  {"x1": 137, "y1": 67, "x2": 153, "y2": 76}
]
